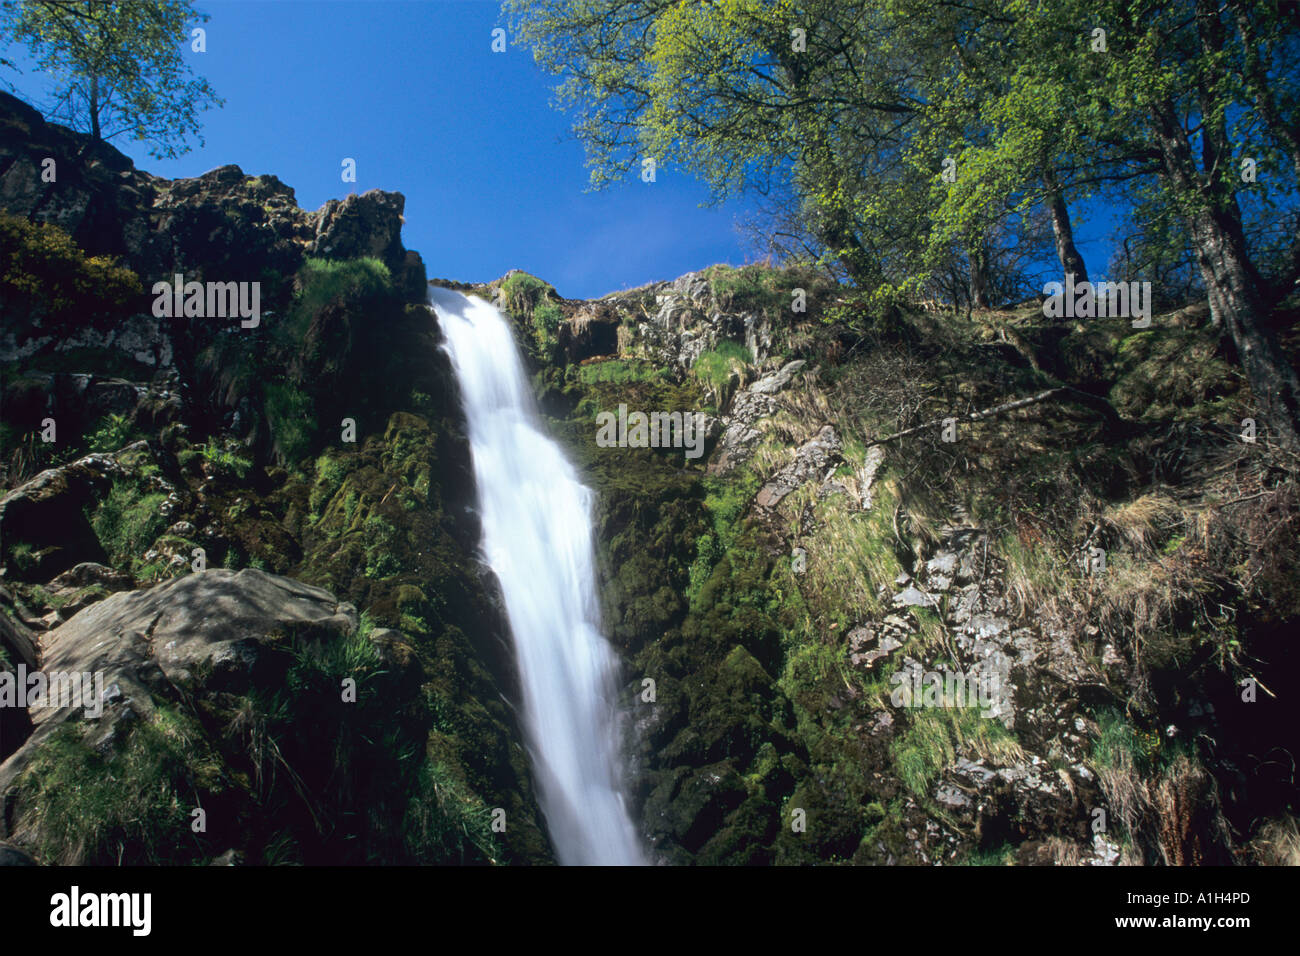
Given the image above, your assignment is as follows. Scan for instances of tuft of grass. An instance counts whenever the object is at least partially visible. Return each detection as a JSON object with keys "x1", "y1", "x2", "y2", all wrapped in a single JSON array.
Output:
[
  {"x1": 701, "y1": 263, "x2": 834, "y2": 319},
  {"x1": 15, "y1": 706, "x2": 213, "y2": 865},
  {"x1": 198, "y1": 438, "x2": 252, "y2": 479},
  {"x1": 297, "y1": 257, "x2": 391, "y2": 318},
  {"x1": 288, "y1": 625, "x2": 383, "y2": 696},
  {"x1": 692, "y1": 340, "x2": 753, "y2": 389},
  {"x1": 89, "y1": 480, "x2": 167, "y2": 567},
  {"x1": 575, "y1": 359, "x2": 670, "y2": 385},
  {"x1": 402, "y1": 760, "x2": 500, "y2": 864},
  {"x1": 1250, "y1": 816, "x2": 1300, "y2": 866},
  {"x1": 803, "y1": 479, "x2": 904, "y2": 621},
  {"x1": 8, "y1": 541, "x2": 38, "y2": 575},
  {"x1": 1103, "y1": 492, "x2": 1182, "y2": 553},
  {"x1": 961, "y1": 842, "x2": 1016, "y2": 865},
  {"x1": 265, "y1": 382, "x2": 316, "y2": 465},
  {"x1": 891, "y1": 707, "x2": 1024, "y2": 798},
  {"x1": 500, "y1": 271, "x2": 549, "y2": 316}
]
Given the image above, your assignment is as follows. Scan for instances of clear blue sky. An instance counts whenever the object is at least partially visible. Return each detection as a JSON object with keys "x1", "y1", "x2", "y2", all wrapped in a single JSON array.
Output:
[
  {"x1": 3, "y1": 0, "x2": 1123, "y2": 299},
  {"x1": 4, "y1": 0, "x2": 772, "y2": 299}
]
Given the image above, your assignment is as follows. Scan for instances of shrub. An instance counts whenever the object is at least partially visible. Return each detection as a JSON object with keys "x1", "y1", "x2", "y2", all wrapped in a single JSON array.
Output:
[
  {"x1": 87, "y1": 414, "x2": 135, "y2": 453},
  {"x1": 0, "y1": 213, "x2": 141, "y2": 324}
]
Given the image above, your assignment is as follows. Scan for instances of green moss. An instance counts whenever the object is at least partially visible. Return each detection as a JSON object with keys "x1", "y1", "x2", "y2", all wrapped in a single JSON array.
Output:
[
  {"x1": 362, "y1": 515, "x2": 404, "y2": 578},
  {"x1": 534, "y1": 300, "x2": 563, "y2": 335},
  {"x1": 309, "y1": 452, "x2": 349, "y2": 517},
  {"x1": 685, "y1": 470, "x2": 762, "y2": 609}
]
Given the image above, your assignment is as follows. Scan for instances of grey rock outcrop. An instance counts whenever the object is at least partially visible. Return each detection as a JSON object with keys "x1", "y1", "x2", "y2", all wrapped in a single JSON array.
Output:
[
  {"x1": 0, "y1": 568, "x2": 363, "y2": 839},
  {"x1": 709, "y1": 360, "x2": 807, "y2": 475}
]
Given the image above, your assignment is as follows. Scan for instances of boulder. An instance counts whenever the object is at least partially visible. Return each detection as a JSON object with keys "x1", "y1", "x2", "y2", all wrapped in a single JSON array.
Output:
[
  {"x1": 0, "y1": 452, "x2": 123, "y2": 581},
  {"x1": 755, "y1": 425, "x2": 842, "y2": 509},
  {"x1": 0, "y1": 568, "x2": 358, "y2": 838},
  {"x1": 311, "y1": 190, "x2": 406, "y2": 270},
  {"x1": 709, "y1": 361, "x2": 806, "y2": 475}
]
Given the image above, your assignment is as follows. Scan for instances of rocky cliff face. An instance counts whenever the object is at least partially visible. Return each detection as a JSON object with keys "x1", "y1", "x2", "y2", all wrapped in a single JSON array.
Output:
[
  {"x1": 0, "y1": 93, "x2": 551, "y2": 864},
  {"x1": 486, "y1": 262, "x2": 1300, "y2": 866}
]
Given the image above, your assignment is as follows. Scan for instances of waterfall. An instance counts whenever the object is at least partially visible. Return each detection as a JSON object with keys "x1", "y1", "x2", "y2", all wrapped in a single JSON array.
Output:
[{"x1": 431, "y1": 287, "x2": 645, "y2": 866}]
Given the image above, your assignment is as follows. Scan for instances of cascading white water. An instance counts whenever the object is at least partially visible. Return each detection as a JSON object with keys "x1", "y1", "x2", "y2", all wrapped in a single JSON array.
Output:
[{"x1": 431, "y1": 287, "x2": 645, "y2": 866}]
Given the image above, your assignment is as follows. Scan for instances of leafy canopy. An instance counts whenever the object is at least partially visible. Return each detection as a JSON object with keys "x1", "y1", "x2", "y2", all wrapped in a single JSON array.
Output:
[{"x1": 1, "y1": 0, "x2": 222, "y2": 158}]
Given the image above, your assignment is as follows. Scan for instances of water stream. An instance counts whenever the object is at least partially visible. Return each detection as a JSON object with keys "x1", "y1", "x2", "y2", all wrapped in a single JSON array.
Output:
[{"x1": 432, "y1": 287, "x2": 644, "y2": 866}]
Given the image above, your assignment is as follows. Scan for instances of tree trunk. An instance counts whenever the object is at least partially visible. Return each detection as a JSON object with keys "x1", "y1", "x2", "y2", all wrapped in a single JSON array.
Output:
[
  {"x1": 1188, "y1": 205, "x2": 1300, "y2": 456},
  {"x1": 1151, "y1": 99, "x2": 1300, "y2": 457},
  {"x1": 89, "y1": 73, "x2": 101, "y2": 141},
  {"x1": 968, "y1": 245, "x2": 991, "y2": 310},
  {"x1": 1043, "y1": 168, "x2": 1088, "y2": 285}
]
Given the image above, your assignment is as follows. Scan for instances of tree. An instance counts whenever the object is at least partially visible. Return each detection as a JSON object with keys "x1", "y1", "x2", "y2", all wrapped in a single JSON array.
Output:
[
  {"x1": 511, "y1": 0, "x2": 1300, "y2": 455},
  {"x1": 506, "y1": 0, "x2": 931, "y2": 289},
  {"x1": 1, "y1": 0, "x2": 221, "y2": 158},
  {"x1": 991, "y1": 0, "x2": 1300, "y2": 453},
  {"x1": 507, "y1": 0, "x2": 1059, "y2": 302}
]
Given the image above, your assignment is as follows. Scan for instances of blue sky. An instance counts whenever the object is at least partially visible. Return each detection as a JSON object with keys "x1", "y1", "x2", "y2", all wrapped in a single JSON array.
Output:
[
  {"x1": 5, "y1": 0, "x2": 767, "y2": 298},
  {"x1": 2, "y1": 0, "x2": 1123, "y2": 299}
]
